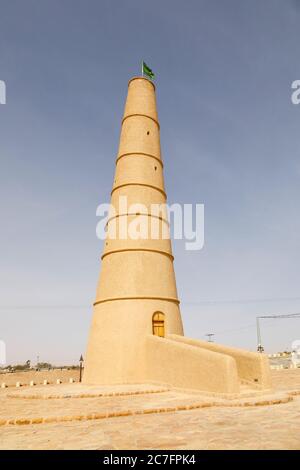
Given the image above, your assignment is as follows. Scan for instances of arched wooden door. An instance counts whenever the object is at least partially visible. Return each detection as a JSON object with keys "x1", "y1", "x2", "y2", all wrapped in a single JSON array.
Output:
[{"x1": 152, "y1": 312, "x2": 165, "y2": 337}]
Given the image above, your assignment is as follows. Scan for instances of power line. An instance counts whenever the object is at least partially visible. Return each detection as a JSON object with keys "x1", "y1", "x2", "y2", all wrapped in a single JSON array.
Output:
[
  {"x1": 182, "y1": 296, "x2": 300, "y2": 305},
  {"x1": 1, "y1": 296, "x2": 300, "y2": 310},
  {"x1": 0, "y1": 306, "x2": 90, "y2": 310},
  {"x1": 213, "y1": 323, "x2": 256, "y2": 336},
  {"x1": 258, "y1": 313, "x2": 300, "y2": 319}
]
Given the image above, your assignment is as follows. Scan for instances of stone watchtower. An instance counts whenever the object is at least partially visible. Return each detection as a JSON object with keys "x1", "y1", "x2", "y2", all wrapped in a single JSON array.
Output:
[
  {"x1": 83, "y1": 77, "x2": 272, "y2": 393},
  {"x1": 84, "y1": 77, "x2": 183, "y2": 385}
]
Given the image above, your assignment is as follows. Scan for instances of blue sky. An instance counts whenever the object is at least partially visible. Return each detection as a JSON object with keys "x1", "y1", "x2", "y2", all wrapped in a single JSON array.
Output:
[{"x1": 0, "y1": 0, "x2": 300, "y2": 364}]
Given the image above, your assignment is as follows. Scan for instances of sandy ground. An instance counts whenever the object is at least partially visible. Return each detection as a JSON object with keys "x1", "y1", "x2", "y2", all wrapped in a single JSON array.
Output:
[{"x1": 0, "y1": 369, "x2": 299, "y2": 450}]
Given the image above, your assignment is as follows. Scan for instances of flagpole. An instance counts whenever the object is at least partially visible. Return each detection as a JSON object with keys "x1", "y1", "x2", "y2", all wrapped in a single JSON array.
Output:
[{"x1": 141, "y1": 60, "x2": 143, "y2": 77}]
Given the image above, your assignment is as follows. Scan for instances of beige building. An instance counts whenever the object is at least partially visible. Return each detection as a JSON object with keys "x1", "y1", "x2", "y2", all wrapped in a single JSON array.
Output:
[{"x1": 83, "y1": 77, "x2": 271, "y2": 393}]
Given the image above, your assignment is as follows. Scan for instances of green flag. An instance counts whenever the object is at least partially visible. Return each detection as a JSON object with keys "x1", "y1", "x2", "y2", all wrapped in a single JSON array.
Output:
[{"x1": 142, "y1": 61, "x2": 155, "y2": 80}]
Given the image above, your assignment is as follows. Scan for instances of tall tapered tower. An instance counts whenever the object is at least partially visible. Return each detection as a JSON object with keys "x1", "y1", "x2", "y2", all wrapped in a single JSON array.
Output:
[
  {"x1": 83, "y1": 77, "x2": 184, "y2": 385},
  {"x1": 83, "y1": 76, "x2": 271, "y2": 393}
]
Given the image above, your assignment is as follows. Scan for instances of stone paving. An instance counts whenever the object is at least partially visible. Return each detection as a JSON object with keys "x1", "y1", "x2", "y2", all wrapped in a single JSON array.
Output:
[{"x1": 0, "y1": 369, "x2": 299, "y2": 449}]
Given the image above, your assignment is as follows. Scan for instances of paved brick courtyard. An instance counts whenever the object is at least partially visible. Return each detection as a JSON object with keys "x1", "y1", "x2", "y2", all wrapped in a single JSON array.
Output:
[{"x1": 0, "y1": 369, "x2": 299, "y2": 449}]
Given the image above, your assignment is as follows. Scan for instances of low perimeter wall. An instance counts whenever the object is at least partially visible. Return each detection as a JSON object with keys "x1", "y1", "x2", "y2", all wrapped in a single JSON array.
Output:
[
  {"x1": 146, "y1": 335, "x2": 240, "y2": 393},
  {"x1": 168, "y1": 335, "x2": 272, "y2": 390}
]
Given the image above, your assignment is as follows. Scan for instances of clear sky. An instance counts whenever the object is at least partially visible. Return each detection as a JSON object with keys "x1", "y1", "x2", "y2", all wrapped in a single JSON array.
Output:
[{"x1": 0, "y1": 0, "x2": 300, "y2": 365}]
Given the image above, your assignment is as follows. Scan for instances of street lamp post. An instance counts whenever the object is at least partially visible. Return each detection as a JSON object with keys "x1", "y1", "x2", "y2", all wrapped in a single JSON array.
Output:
[
  {"x1": 256, "y1": 313, "x2": 300, "y2": 353},
  {"x1": 256, "y1": 317, "x2": 264, "y2": 353},
  {"x1": 79, "y1": 355, "x2": 84, "y2": 382}
]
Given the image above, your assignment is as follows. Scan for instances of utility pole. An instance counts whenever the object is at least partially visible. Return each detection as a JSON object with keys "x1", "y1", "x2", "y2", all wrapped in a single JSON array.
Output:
[
  {"x1": 256, "y1": 317, "x2": 264, "y2": 352},
  {"x1": 205, "y1": 333, "x2": 214, "y2": 342}
]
